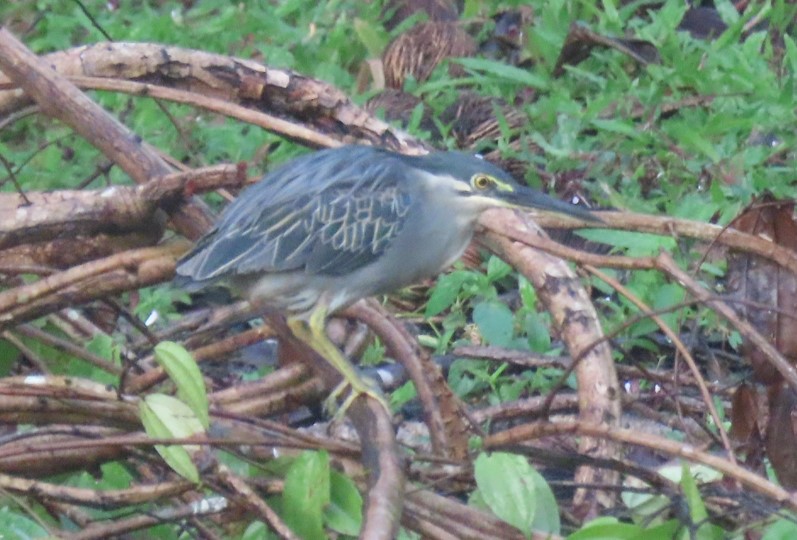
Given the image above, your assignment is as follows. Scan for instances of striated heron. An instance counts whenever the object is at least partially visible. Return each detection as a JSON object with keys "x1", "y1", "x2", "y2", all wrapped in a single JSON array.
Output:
[{"x1": 175, "y1": 145, "x2": 597, "y2": 414}]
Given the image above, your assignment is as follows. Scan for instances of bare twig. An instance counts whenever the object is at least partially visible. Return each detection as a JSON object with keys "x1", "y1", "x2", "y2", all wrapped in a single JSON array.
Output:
[
  {"x1": 480, "y1": 209, "x2": 621, "y2": 516},
  {"x1": 486, "y1": 420, "x2": 797, "y2": 513},
  {"x1": 0, "y1": 29, "x2": 213, "y2": 238}
]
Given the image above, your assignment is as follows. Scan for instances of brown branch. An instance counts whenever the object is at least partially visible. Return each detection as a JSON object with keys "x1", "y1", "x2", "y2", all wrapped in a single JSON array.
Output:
[
  {"x1": 0, "y1": 231, "x2": 163, "y2": 271},
  {"x1": 583, "y1": 265, "x2": 734, "y2": 459},
  {"x1": 655, "y1": 251, "x2": 797, "y2": 392},
  {"x1": 214, "y1": 464, "x2": 300, "y2": 540},
  {"x1": 265, "y1": 317, "x2": 405, "y2": 538},
  {"x1": 61, "y1": 497, "x2": 229, "y2": 540},
  {"x1": 0, "y1": 242, "x2": 187, "y2": 330},
  {"x1": 0, "y1": 29, "x2": 213, "y2": 239},
  {"x1": 213, "y1": 373, "x2": 324, "y2": 418},
  {"x1": 0, "y1": 187, "x2": 159, "y2": 251},
  {"x1": 69, "y1": 75, "x2": 343, "y2": 149},
  {"x1": 0, "y1": 472, "x2": 191, "y2": 506},
  {"x1": 0, "y1": 41, "x2": 429, "y2": 155},
  {"x1": 210, "y1": 411, "x2": 359, "y2": 458},
  {"x1": 0, "y1": 427, "x2": 129, "y2": 477},
  {"x1": 472, "y1": 393, "x2": 580, "y2": 424},
  {"x1": 348, "y1": 397, "x2": 406, "y2": 540},
  {"x1": 488, "y1": 209, "x2": 797, "y2": 402},
  {"x1": 0, "y1": 393, "x2": 136, "y2": 429},
  {"x1": 125, "y1": 322, "x2": 275, "y2": 393},
  {"x1": 480, "y1": 208, "x2": 621, "y2": 516},
  {"x1": 345, "y1": 300, "x2": 472, "y2": 460},
  {"x1": 0, "y1": 161, "x2": 240, "y2": 254},
  {"x1": 405, "y1": 489, "x2": 537, "y2": 539},
  {"x1": 485, "y1": 420, "x2": 797, "y2": 513},
  {"x1": 530, "y1": 210, "x2": 797, "y2": 277},
  {"x1": 12, "y1": 323, "x2": 123, "y2": 375}
]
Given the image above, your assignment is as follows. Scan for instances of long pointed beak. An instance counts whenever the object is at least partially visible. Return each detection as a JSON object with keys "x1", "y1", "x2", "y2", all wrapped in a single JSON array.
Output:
[{"x1": 503, "y1": 185, "x2": 602, "y2": 222}]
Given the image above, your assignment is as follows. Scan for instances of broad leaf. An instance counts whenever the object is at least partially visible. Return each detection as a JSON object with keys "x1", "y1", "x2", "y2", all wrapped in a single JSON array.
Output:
[
  {"x1": 474, "y1": 452, "x2": 560, "y2": 536},
  {"x1": 0, "y1": 507, "x2": 49, "y2": 540},
  {"x1": 425, "y1": 270, "x2": 471, "y2": 317},
  {"x1": 154, "y1": 341, "x2": 209, "y2": 429},
  {"x1": 679, "y1": 462, "x2": 723, "y2": 540},
  {"x1": 567, "y1": 517, "x2": 643, "y2": 539},
  {"x1": 324, "y1": 469, "x2": 363, "y2": 536},
  {"x1": 473, "y1": 301, "x2": 514, "y2": 348},
  {"x1": 283, "y1": 450, "x2": 330, "y2": 540},
  {"x1": 140, "y1": 393, "x2": 205, "y2": 483}
]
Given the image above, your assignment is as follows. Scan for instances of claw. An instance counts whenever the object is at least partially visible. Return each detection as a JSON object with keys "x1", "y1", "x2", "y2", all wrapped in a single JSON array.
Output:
[
  {"x1": 288, "y1": 309, "x2": 391, "y2": 418},
  {"x1": 325, "y1": 378, "x2": 390, "y2": 421}
]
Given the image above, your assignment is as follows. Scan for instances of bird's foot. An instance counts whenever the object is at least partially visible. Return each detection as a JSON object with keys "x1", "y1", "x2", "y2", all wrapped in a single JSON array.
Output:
[
  {"x1": 325, "y1": 375, "x2": 391, "y2": 421},
  {"x1": 286, "y1": 312, "x2": 391, "y2": 419}
]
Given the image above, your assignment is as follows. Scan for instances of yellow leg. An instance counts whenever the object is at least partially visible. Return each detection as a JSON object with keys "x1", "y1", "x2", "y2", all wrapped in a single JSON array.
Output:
[{"x1": 288, "y1": 306, "x2": 390, "y2": 418}]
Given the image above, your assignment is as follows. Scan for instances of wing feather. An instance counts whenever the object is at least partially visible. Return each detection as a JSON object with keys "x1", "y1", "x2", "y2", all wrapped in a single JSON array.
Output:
[{"x1": 176, "y1": 147, "x2": 414, "y2": 284}]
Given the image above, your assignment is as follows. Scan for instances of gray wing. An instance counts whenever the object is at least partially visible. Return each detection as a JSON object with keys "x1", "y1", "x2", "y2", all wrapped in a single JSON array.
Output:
[{"x1": 176, "y1": 151, "x2": 413, "y2": 283}]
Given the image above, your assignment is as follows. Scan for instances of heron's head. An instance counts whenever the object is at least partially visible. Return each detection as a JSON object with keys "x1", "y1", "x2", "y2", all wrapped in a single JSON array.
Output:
[{"x1": 405, "y1": 151, "x2": 599, "y2": 221}]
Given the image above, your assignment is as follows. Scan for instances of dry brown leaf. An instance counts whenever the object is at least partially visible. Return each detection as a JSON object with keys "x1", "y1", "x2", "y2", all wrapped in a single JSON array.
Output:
[
  {"x1": 727, "y1": 196, "x2": 797, "y2": 384},
  {"x1": 765, "y1": 383, "x2": 797, "y2": 489}
]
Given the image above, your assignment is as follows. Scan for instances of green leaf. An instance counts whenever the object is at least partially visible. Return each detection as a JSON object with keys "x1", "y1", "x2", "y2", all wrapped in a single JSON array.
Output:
[
  {"x1": 0, "y1": 507, "x2": 50, "y2": 539},
  {"x1": 621, "y1": 481, "x2": 670, "y2": 525},
  {"x1": 576, "y1": 230, "x2": 676, "y2": 257},
  {"x1": 526, "y1": 466, "x2": 560, "y2": 534},
  {"x1": 362, "y1": 340, "x2": 386, "y2": 366},
  {"x1": 86, "y1": 334, "x2": 121, "y2": 365},
  {"x1": 473, "y1": 301, "x2": 514, "y2": 348},
  {"x1": 462, "y1": 0, "x2": 480, "y2": 18},
  {"x1": 425, "y1": 270, "x2": 470, "y2": 317},
  {"x1": 242, "y1": 521, "x2": 266, "y2": 540},
  {"x1": 243, "y1": 520, "x2": 278, "y2": 540},
  {"x1": 679, "y1": 462, "x2": 705, "y2": 522},
  {"x1": 679, "y1": 462, "x2": 723, "y2": 540},
  {"x1": 467, "y1": 485, "x2": 489, "y2": 510},
  {"x1": 518, "y1": 276, "x2": 538, "y2": 310},
  {"x1": 390, "y1": 380, "x2": 418, "y2": 409},
  {"x1": 407, "y1": 102, "x2": 428, "y2": 133},
  {"x1": 623, "y1": 457, "x2": 722, "y2": 528},
  {"x1": 763, "y1": 519, "x2": 797, "y2": 540},
  {"x1": 474, "y1": 452, "x2": 560, "y2": 536},
  {"x1": 141, "y1": 393, "x2": 206, "y2": 441},
  {"x1": 397, "y1": 528, "x2": 420, "y2": 540},
  {"x1": 486, "y1": 256, "x2": 512, "y2": 282},
  {"x1": 140, "y1": 394, "x2": 204, "y2": 483},
  {"x1": 154, "y1": 341, "x2": 209, "y2": 429},
  {"x1": 591, "y1": 118, "x2": 643, "y2": 140},
  {"x1": 353, "y1": 18, "x2": 386, "y2": 58},
  {"x1": 99, "y1": 462, "x2": 136, "y2": 490},
  {"x1": 523, "y1": 311, "x2": 551, "y2": 352},
  {"x1": 651, "y1": 283, "x2": 685, "y2": 335},
  {"x1": 567, "y1": 517, "x2": 644, "y2": 539},
  {"x1": 634, "y1": 520, "x2": 683, "y2": 540},
  {"x1": 783, "y1": 34, "x2": 797, "y2": 78},
  {"x1": 325, "y1": 469, "x2": 363, "y2": 536},
  {"x1": 663, "y1": 121, "x2": 720, "y2": 163},
  {"x1": 283, "y1": 450, "x2": 331, "y2": 540},
  {"x1": 456, "y1": 57, "x2": 549, "y2": 89},
  {"x1": 0, "y1": 338, "x2": 21, "y2": 377}
]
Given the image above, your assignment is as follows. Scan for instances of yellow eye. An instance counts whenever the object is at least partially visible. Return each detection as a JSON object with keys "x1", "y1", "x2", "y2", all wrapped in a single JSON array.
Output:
[{"x1": 472, "y1": 174, "x2": 492, "y2": 190}]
